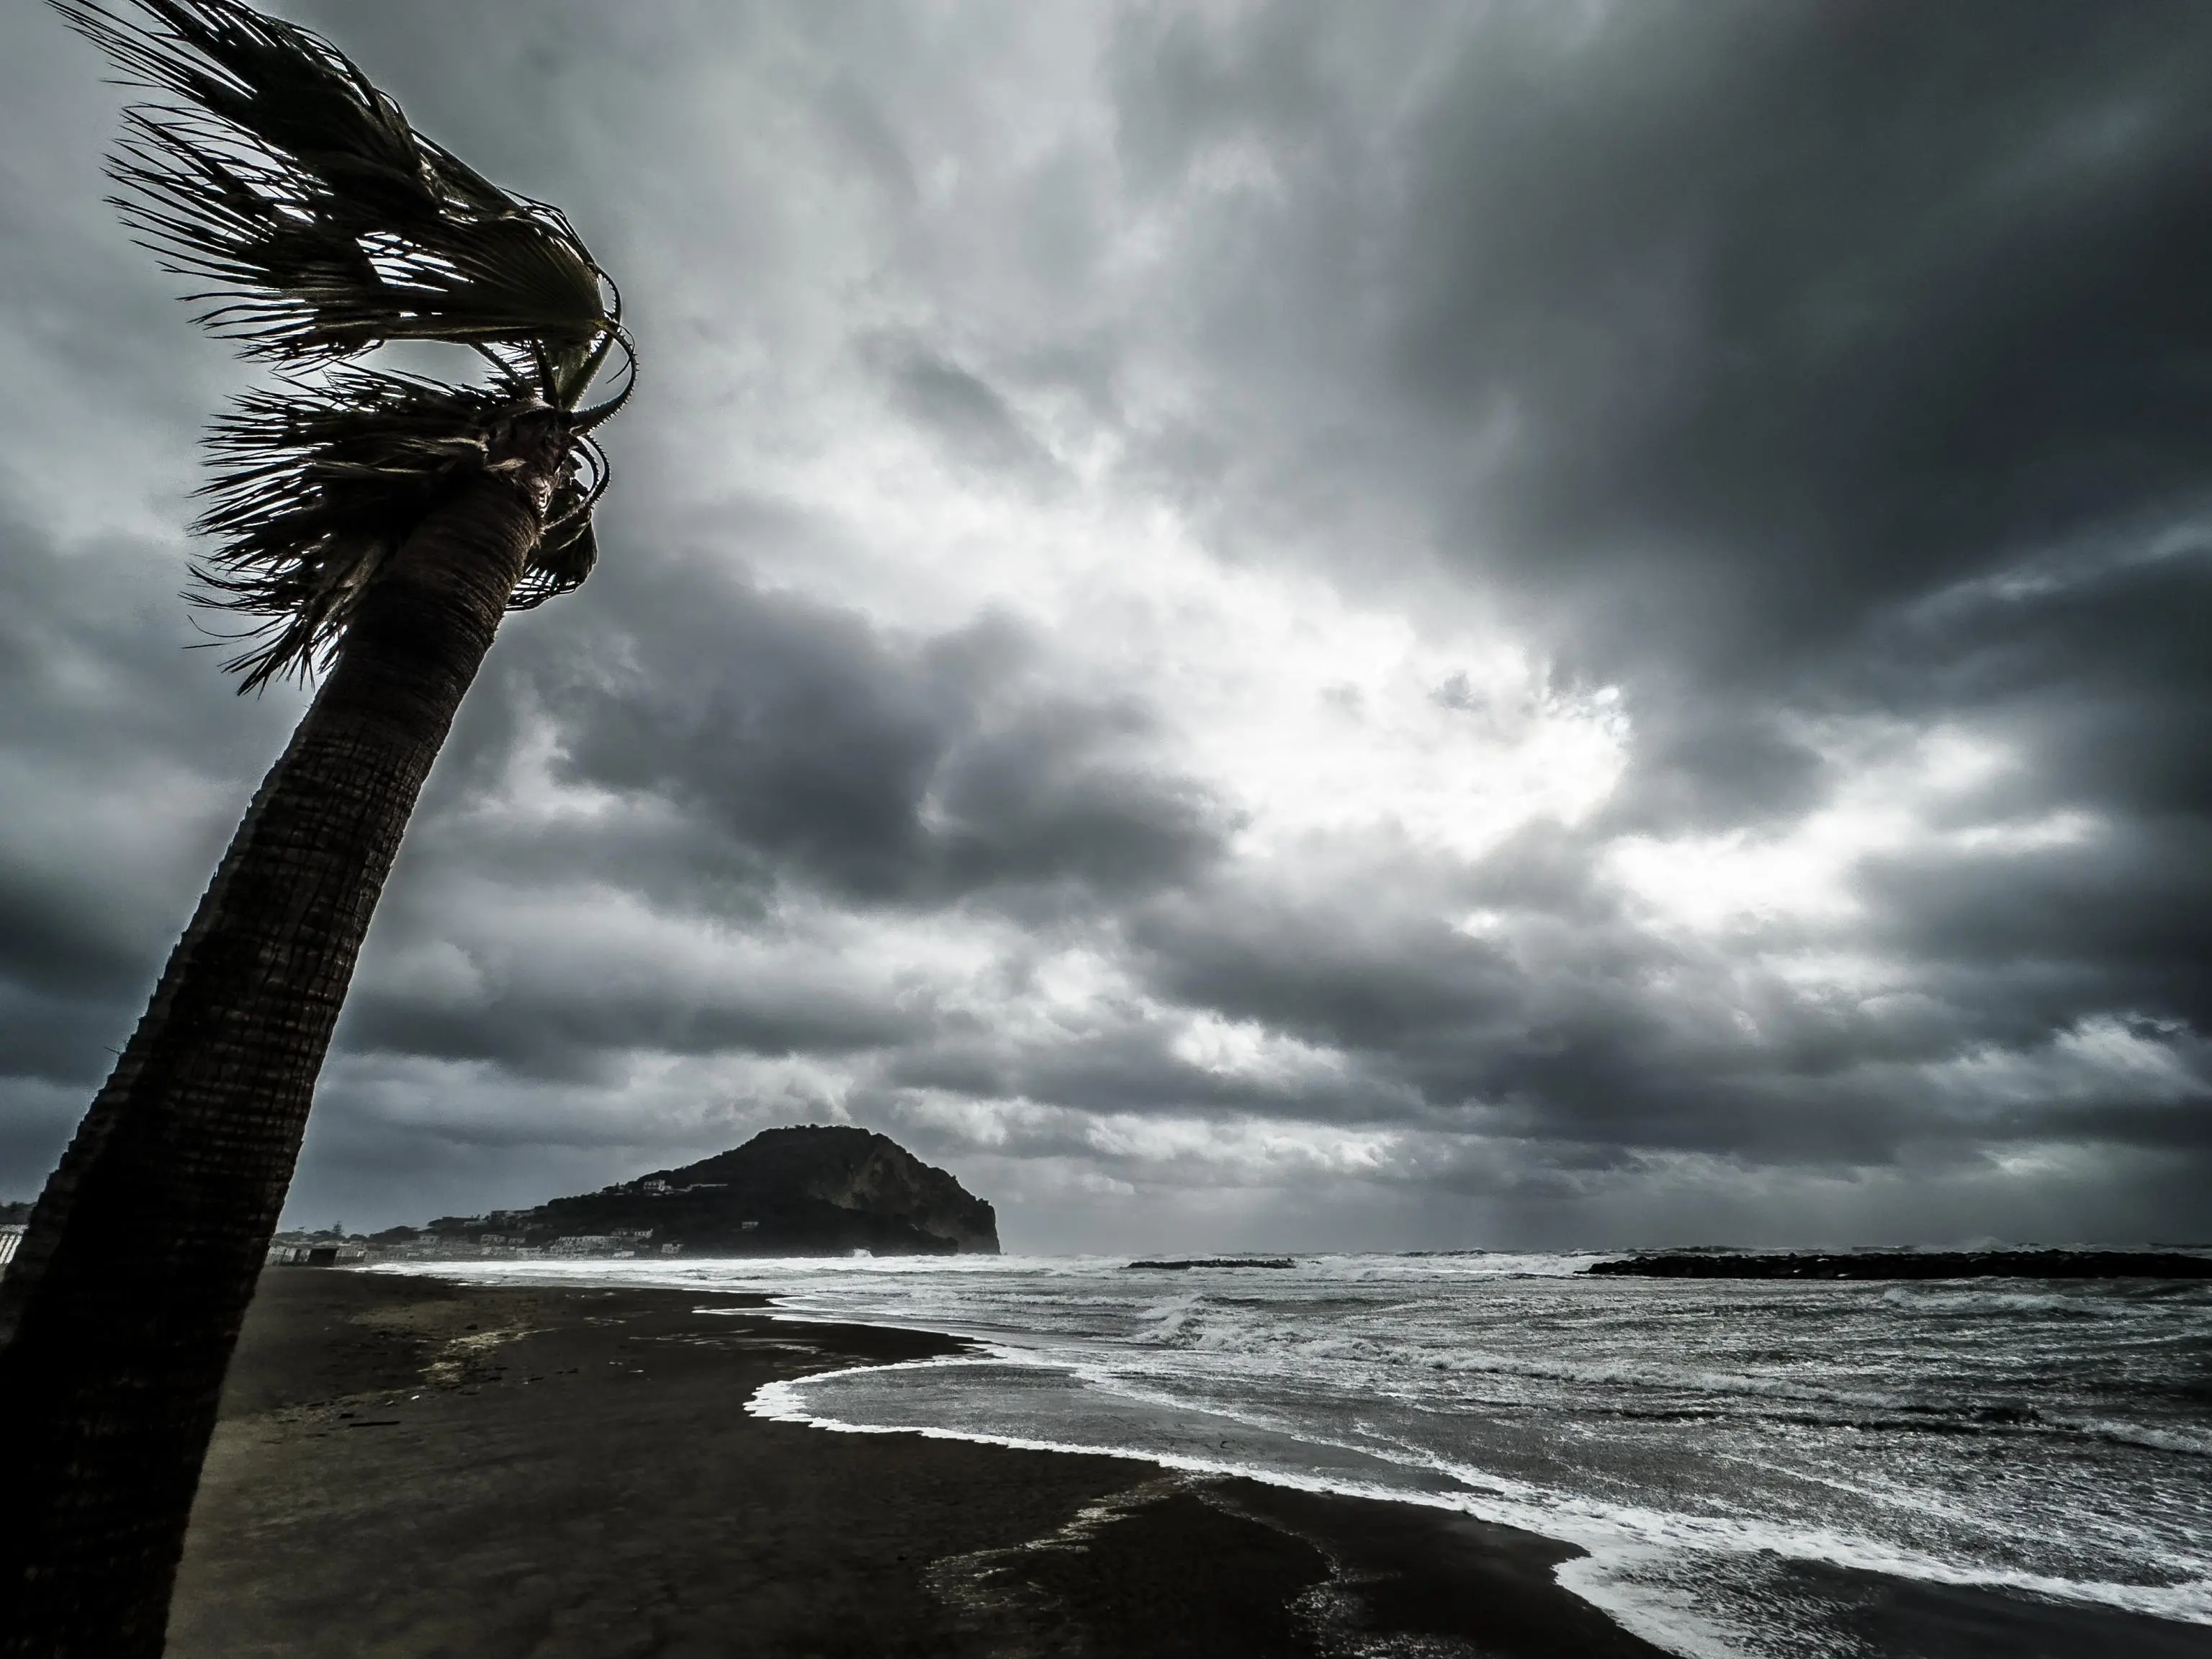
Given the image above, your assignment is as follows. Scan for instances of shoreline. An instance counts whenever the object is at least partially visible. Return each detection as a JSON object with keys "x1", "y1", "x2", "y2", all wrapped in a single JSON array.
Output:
[
  {"x1": 171, "y1": 1267, "x2": 2212, "y2": 1658},
  {"x1": 173, "y1": 1267, "x2": 1667, "y2": 1657}
]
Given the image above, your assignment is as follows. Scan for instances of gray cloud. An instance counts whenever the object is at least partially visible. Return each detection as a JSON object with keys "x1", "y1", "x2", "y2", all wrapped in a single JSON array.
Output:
[
  {"x1": 882, "y1": 349, "x2": 1070, "y2": 490},
  {"x1": 529, "y1": 562, "x2": 1229, "y2": 905}
]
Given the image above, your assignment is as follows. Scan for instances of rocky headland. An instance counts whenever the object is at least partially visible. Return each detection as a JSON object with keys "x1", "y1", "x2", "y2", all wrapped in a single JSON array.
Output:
[{"x1": 366, "y1": 1125, "x2": 999, "y2": 1260}]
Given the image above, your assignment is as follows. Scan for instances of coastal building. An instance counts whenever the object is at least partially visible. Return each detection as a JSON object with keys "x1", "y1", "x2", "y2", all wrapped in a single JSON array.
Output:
[
  {"x1": 265, "y1": 1240, "x2": 367, "y2": 1267},
  {"x1": 544, "y1": 1231, "x2": 663, "y2": 1256}
]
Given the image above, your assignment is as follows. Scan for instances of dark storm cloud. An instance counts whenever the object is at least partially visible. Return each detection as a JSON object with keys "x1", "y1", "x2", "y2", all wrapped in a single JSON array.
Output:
[
  {"x1": 339, "y1": 972, "x2": 925, "y2": 1082},
  {"x1": 1387, "y1": 3, "x2": 2212, "y2": 655},
  {"x1": 1076, "y1": 0, "x2": 2212, "y2": 1202},
  {"x1": 882, "y1": 349, "x2": 1069, "y2": 490},
  {"x1": 1102, "y1": 800, "x2": 2207, "y2": 1185},
  {"x1": 0, "y1": 506, "x2": 297, "y2": 1084},
  {"x1": 297, "y1": 554, "x2": 1231, "y2": 1111},
  {"x1": 536, "y1": 565, "x2": 1228, "y2": 906},
  {"x1": 1104, "y1": 0, "x2": 2212, "y2": 794},
  {"x1": 5, "y1": 0, "x2": 2209, "y2": 1246}
]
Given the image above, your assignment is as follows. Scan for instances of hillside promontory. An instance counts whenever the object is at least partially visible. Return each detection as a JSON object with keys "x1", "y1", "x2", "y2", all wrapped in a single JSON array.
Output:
[{"x1": 369, "y1": 1126, "x2": 999, "y2": 1259}]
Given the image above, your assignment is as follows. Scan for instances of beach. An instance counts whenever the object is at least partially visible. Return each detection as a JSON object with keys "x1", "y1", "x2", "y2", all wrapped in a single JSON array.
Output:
[{"x1": 170, "y1": 1269, "x2": 1665, "y2": 1658}]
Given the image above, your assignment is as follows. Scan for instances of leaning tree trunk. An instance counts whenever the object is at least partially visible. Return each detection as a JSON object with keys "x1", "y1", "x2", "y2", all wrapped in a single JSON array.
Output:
[{"x1": 0, "y1": 411, "x2": 562, "y2": 1659}]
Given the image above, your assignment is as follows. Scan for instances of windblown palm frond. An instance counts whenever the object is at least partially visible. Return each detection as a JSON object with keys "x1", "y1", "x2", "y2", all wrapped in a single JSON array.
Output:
[
  {"x1": 192, "y1": 369, "x2": 611, "y2": 689},
  {"x1": 54, "y1": 0, "x2": 613, "y2": 377},
  {"x1": 51, "y1": 0, "x2": 631, "y2": 688}
]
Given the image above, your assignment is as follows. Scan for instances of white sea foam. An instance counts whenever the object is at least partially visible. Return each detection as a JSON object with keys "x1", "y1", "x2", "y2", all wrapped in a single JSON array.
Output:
[
  {"x1": 2060, "y1": 1416, "x2": 2212, "y2": 1457},
  {"x1": 1555, "y1": 1548, "x2": 1763, "y2": 1659}
]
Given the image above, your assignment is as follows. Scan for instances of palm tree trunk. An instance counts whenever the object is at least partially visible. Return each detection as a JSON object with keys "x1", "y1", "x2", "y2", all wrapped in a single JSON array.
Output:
[{"x1": 0, "y1": 412, "x2": 562, "y2": 1658}]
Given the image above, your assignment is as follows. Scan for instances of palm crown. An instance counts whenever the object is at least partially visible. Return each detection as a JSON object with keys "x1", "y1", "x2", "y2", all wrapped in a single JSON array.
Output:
[{"x1": 55, "y1": 0, "x2": 633, "y2": 688}]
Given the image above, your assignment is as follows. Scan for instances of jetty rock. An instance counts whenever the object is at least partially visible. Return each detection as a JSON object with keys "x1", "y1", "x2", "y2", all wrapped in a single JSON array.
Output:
[
  {"x1": 1583, "y1": 1249, "x2": 2212, "y2": 1281},
  {"x1": 524, "y1": 1125, "x2": 999, "y2": 1257}
]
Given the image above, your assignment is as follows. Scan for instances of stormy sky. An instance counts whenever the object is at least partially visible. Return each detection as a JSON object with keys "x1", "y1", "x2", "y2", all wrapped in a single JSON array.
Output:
[{"x1": 3, "y1": 0, "x2": 2210, "y2": 1251}]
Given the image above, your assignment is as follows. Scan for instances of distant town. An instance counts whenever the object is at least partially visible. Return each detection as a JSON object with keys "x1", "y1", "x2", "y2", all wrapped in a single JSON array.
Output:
[
  {"x1": 262, "y1": 1174, "x2": 765, "y2": 1267},
  {"x1": 0, "y1": 1178, "x2": 771, "y2": 1274}
]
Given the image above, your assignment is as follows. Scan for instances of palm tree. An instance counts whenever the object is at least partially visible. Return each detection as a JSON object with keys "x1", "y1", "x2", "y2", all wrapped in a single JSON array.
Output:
[{"x1": 0, "y1": 3, "x2": 631, "y2": 1650}]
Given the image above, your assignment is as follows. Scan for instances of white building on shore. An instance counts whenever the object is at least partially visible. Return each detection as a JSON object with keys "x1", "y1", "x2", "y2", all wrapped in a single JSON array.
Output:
[{"x1": 265, "y1": 1240, "x2": 367, "y2": 1267}]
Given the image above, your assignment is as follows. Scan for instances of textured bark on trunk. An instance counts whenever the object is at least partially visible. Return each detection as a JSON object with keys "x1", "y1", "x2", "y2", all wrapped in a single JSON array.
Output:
[{"x1": 0, "y1": 415, "x2": 559, "y2": 1658}]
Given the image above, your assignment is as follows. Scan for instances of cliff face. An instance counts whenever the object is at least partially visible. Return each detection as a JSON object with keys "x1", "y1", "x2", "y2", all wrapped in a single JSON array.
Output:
[{"x1": 525, "y1": 1126, "x2": 1000, "y2": 1256}]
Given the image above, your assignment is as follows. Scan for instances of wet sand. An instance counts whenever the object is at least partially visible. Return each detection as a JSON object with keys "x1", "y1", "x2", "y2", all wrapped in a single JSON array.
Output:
[{"x1": 170, "y1": 1269, "x2": 2210, "y2": 1658}]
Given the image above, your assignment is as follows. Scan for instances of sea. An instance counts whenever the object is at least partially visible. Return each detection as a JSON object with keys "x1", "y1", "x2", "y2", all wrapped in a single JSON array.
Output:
[{"x1": 399, "y1": 1251, "x2": 2212, "y2": 1657}]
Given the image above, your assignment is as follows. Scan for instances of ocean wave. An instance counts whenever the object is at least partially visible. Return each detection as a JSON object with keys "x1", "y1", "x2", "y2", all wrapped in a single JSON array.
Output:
[
  {"x1": 1877, "y1": 1284, "x2": 2164, "y2": 1318},
  {"x1": 755, "y1": 1357, "x2": 2212, "y2": 1647},
  {"x1": 1118, "y1": 1326, "x2": 1951, "y2": 1417},
  {"x1": 2057, "y1": 1417, "x2": 2212, "y2": 1457}
]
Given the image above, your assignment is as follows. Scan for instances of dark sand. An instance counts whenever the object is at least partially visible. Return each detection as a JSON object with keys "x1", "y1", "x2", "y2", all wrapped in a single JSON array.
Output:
[{"x1": 171, "y1": 1270, "x2": 2212, "y2": 1658}]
